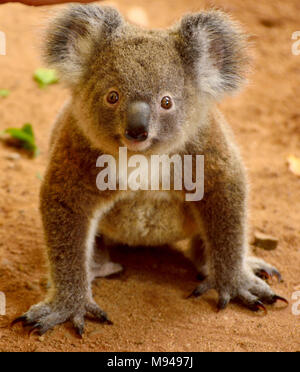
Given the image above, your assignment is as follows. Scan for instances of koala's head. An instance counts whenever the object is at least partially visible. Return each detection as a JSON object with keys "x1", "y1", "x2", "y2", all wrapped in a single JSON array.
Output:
[{"x1": 44, "y1": 5, "x2": 248, "y2": 154}]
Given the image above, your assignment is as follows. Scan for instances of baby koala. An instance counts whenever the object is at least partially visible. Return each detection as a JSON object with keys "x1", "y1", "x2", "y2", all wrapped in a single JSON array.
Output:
[{"x1": 13, "y1": 5, "x2": 286, "y2": 336}]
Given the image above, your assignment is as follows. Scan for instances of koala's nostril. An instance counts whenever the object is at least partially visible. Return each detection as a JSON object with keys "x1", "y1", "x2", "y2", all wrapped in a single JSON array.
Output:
[{"x1": 125, "y1": 128, "x2": 148, "y2": 142}]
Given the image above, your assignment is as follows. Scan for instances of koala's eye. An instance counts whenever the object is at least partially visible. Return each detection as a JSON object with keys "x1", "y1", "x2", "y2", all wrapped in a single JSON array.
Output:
[
  {"x1": 107, "y1": 91, "x2": 119, "y2": 105},
  {"x1": 161, "y1": 96, "x2": 172, "y2": 110}
]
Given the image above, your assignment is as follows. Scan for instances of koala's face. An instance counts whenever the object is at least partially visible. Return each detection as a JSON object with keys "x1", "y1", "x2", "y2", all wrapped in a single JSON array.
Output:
[
  {"x1": 84, "y1": 34, "x2": 187, "y2": 153},
  {"x1": 45, "y1": 5, "x2": 248, "y2": 153}
]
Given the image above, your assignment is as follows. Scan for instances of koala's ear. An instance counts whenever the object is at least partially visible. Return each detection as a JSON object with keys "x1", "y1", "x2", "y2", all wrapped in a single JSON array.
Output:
[
  {"x1": 43, "y1": 5, "x2": 123, "y2": 85},
  {"x1": 176, "y1": 11, "x2": 249, "y2": 98}
]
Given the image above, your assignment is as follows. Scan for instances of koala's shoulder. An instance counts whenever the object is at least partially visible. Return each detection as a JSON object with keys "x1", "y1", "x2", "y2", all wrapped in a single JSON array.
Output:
[{"x1": 48, "y1": 101, "x2": 100, "y2": 171}]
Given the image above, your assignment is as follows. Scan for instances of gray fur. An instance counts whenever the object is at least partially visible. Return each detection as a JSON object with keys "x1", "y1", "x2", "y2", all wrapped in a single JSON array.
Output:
[
  {"x1": 176, "y1": 10, "x2": 249, "y2": 98},
  {"x1": 44, "y1": 5, "x2": 123, "y2": 84}
]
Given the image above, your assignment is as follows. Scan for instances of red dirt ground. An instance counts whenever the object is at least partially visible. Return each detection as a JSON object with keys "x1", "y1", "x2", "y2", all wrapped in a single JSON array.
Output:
[{"x1": 0, "y1": 0, "x2": 299, "y2": 352}]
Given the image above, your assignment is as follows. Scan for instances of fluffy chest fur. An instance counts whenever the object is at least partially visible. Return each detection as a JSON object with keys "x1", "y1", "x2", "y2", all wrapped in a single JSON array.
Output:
[{"x1": 98, "y1": 191, "x2": 198, "y2": 246}]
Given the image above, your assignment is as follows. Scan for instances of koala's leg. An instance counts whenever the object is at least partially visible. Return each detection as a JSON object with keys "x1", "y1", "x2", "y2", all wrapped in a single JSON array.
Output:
[
  {"x1": 90, "y1": 236, "x2": 123, "y2": 281},
  {"x1": 188, "y1": 177, "x2": 287, "y2": 311}
]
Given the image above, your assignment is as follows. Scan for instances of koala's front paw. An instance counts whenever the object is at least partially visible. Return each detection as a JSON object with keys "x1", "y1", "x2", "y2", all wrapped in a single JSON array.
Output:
[
  {"x1": 188, "y1": 269, "x2": 288, "y2": 313},
  {"x1": 12, "y1": 299, "x2": 112, "y2": 336}
]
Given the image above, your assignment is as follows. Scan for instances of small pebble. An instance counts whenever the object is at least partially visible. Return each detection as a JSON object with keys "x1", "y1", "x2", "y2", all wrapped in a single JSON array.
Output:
[
  {"x1": 252, "y1": 231, "x2": 278, "y2": 251},
  {"x1": 5, "y1": 152, "x2": 21, "y2": 161},
  {"x1": 134, "y1": 341, "x2": 144, "y2": 345}
]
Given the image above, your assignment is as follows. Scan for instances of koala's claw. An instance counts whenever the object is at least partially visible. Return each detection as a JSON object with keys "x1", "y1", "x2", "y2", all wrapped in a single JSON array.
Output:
[
  {"x1": 274, "y1": 295, "x2": 288, "y2": 305},
  {"x1": 85, "y1": 302, "x2": 113, "y2": 325},
  {"x1": 255, "y1": 270, "x2": 270, "y2": 281},
  {"x1": 217, "y1": 295, "x2": 230, "y2": 311},
  {"x1": 249, "y1": 300, "x2": 268, "y2": 315},
  {"x1": 186, "y1": 279, "x2": 212, "y2": 299},
  {"x1": 76, "y1": 326, "x2": 84, "y2": 337},
  {"x1": 28, "y1": 324, "x2": 44, "y2": 337},
  {"x1": 186, "y1": 289, "x2": 200, "y2": 299},
  {"x1": 267, "y1": 294, "x2": 289, "y2": 306},
  {"x1": 12, "y1": 316, "x2": 48, "y2": 337},
  {"x1": 247, "y1": 257, "x2": 282, "y2": 283},
  {"x1": 255, "y1": 268, "x2": 282, "y2": 283},
  {"x1": 11, "y1": 315, "x2": 28, "y2": 327},
  {"x1": 71, "y1": 315, "x2": 85, "y2": 337},
  {"x1": 12, "y1": 317, "x2": 51, "y2": 337}
]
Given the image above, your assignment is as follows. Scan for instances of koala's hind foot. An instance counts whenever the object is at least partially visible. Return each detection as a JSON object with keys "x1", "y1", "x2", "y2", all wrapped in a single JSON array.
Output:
[
  {"x1": 12, "y1": 300, "x2": 112, "y2": 337},
  {"x1": 90, "y1": 237, "x2": 123, "y2": 281},
  {"x1": 91, "y1": 261, "x2": 123, "y2": 280}
]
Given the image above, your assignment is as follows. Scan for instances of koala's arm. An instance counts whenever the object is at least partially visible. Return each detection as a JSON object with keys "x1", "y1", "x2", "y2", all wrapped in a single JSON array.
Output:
[
  {"x1": 13, "y1": 116, "x2": 114, "y2": 335},
  {"x1": 187, "y1": 112, "x2": 281, "y2": 310}
]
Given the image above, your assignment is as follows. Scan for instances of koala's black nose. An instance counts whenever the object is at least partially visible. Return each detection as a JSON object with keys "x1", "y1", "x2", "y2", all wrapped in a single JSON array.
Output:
[
  {"x1": 125, "y1": 102, "x2": 150, "y2": 142},
  {"x1": 125, "y1": 128, "x2": 148, "y2": 142}
]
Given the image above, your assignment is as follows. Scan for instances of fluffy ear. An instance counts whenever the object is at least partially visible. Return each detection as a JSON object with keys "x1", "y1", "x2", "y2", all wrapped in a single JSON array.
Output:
[
  {"x1": 177, "y1": 11, "x2": 249, "y2": 99},
  {"x1": 43, "y1": 5, "x2": 123, "y2": 85}
]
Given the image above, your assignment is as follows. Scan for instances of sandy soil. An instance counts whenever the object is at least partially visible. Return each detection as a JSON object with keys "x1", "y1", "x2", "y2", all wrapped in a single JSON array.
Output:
[{"x1": 0, "y1": 0, "x2": 299, "y2": 352}]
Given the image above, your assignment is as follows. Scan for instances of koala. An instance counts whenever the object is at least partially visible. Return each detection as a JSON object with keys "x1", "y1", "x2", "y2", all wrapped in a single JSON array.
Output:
[{"x1": 13, "y1": 5, "x2": 287, "y2": 336}]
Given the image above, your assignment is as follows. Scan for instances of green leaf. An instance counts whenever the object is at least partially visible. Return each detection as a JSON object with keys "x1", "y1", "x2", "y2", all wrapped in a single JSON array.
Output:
[
  {"x1": 34, "y1": 68, "x2": 59, "y2": 88},
  {"x1": 22, "y1": 123, "x2": 34, "y2": 138},
  {"x1": 1, "y1": 123, "x2": 39, "y2": 157},
  {"x1": 0, "y1": 89, "x2": 10, "y2": 97},
  {"x1": 4, "y1": 128, "x2": 34, "y2": 145}
]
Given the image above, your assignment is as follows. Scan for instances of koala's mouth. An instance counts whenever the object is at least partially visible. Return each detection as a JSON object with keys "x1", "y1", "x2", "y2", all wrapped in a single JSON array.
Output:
[{"x1": 121, "y1": 136, "x2": 153, "y2": 152}]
